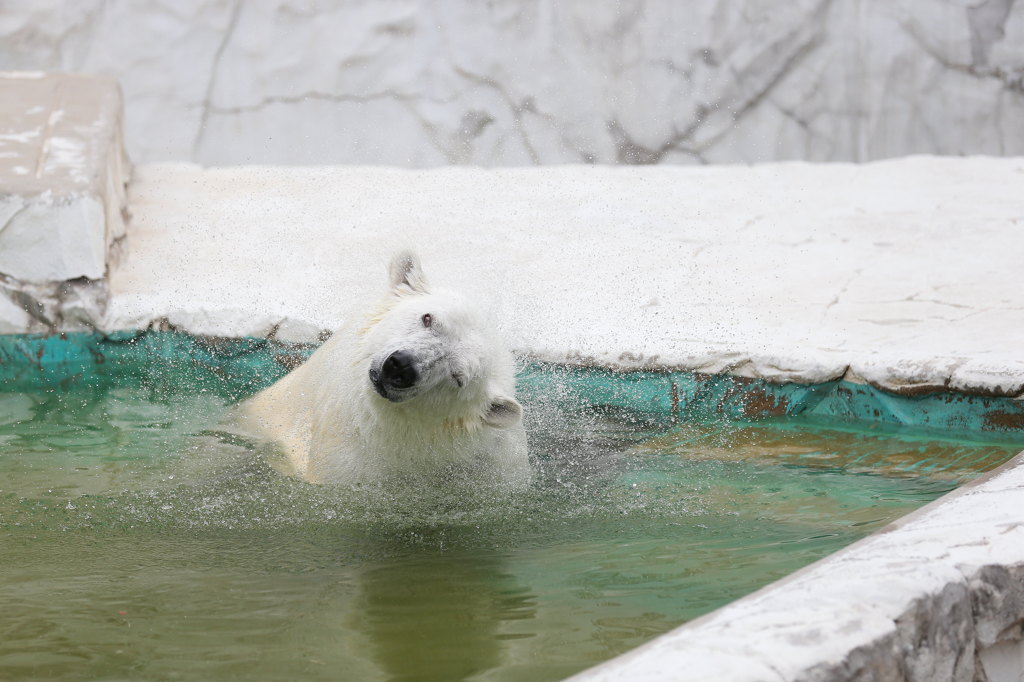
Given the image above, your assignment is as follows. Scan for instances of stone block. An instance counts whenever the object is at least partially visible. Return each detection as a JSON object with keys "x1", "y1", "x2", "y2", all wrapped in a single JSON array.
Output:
[{"x1": 0, "y1": 71, "x2": 130, "y2": 331}]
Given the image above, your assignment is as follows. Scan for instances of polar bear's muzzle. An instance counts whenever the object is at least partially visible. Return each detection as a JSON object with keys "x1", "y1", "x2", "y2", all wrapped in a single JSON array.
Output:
[{"x1": 369, "y1": 349, "x2": 419, "y2": 401}]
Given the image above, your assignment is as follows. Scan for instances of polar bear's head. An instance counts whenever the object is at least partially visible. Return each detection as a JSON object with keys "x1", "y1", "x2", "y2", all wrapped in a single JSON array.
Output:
[{"x1": 360, "y1": 252, "x2": 523, "y2": 430}]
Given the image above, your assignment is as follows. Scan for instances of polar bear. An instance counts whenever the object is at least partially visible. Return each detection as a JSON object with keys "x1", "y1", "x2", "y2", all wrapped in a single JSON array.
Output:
[{"x1": 236, "y1": 251, "x2": 529, "y2": 486}]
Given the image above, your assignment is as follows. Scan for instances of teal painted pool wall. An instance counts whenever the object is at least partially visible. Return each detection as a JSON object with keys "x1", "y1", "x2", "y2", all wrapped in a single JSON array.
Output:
[
  {"x1": 2, "y1": 331, "x2": 1023, "y2": 438},
  {"x1": 0, "y1": 331, "x2": 311, "y2": 397},
  {"x1": 515, "y1": 365, "x2": 1024, "y2": 437}
]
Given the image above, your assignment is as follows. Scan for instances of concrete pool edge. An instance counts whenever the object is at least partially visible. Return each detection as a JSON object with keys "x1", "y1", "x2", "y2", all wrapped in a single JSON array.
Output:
[{"x1": 570, "y1": 448, "x2": 1024, "y2": 682}]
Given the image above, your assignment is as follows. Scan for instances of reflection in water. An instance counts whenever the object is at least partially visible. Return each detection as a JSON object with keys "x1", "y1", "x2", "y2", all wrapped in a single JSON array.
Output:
[{"x1": 350, "y1": 552, "x2": 535, "y2": 681}]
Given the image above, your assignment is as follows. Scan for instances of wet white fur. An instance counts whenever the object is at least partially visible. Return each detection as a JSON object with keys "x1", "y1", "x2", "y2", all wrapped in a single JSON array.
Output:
[{"x1": 236, "y1": 252, "x2": 529, "y2": 485}]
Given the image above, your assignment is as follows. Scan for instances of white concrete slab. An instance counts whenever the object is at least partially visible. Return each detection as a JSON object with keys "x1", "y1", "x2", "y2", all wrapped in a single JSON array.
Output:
[
  {"x1": 0, "y1": 71, "x2": 129, "y2": 283},
  {"x1": 0, "y1": 71, "x2": 130, "y2": 331},
  {"x1": 108, "y1": 157, "x2": 1024, "y2": 396}
]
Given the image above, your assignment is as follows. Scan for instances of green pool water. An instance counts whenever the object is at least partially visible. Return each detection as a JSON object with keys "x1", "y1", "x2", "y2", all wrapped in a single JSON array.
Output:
[{"x1": 1, "y1": 374, "x2": 1022, "y2": 681}]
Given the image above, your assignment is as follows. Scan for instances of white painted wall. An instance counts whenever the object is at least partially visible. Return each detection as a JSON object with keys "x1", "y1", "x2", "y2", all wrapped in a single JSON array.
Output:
[{"x1": 2, "y1": 0, "x2": 1022, "y2": 166}]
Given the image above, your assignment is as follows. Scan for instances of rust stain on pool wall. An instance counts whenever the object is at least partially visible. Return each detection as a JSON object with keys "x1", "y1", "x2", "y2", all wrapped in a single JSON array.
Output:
[
  {"x1": 741, "y1": 387, "x2": 791, "y2": 419},
  {"x1": 984, "y1": 411, "x2": 1024, "y2": 431}
]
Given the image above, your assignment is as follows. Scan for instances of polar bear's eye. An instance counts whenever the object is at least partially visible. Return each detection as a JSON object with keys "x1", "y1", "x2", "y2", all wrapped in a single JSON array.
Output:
[{"x1": 421, "y1": 313, "x2": 433, "y2": 328}]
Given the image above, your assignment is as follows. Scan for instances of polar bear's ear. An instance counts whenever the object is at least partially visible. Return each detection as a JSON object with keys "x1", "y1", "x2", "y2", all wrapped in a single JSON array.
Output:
[
  {"x1": 388, "y1": 251, "x2": 430, "y2": 294},
  {"x1": 482, "y1": 395, "x2": 523, "y2": 429}
]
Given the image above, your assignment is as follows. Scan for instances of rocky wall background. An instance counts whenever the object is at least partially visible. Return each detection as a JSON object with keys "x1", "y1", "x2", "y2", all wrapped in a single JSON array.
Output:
[{"x1": 1, "y1": 0, "x2": 1021, "y2": 166}]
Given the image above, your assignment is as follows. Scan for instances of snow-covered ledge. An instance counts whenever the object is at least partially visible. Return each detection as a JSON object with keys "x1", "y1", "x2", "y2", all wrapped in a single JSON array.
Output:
[
  {"x1": 0, "y1": 71, "x2": 130, "y2": 332},
  {"x1": 108, "y1": 158, "x2": 1024, "y2": 398},
  {"x1": 571, "y1": 449, "x2": 1024, "y2": 682}
]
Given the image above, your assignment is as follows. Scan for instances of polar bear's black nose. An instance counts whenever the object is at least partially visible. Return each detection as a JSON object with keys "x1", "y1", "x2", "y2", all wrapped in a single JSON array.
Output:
[{"x1": 379, "y1": 350, "x2": 418, "y2": 390}]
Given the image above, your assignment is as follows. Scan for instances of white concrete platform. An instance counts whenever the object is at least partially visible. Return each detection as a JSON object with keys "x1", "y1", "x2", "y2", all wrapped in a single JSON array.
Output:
[
  {"x1": 0, "y1": 71, "x2": 130, "y2": 331},
  {"x1": 107, "y1": 157, "x2": 1024, "y2": 396}
]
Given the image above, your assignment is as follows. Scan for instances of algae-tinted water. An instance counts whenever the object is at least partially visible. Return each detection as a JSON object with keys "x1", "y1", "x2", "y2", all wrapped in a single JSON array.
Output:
[{"x1": 1, "y1": 384, "x2": 1021, "y2": 681}]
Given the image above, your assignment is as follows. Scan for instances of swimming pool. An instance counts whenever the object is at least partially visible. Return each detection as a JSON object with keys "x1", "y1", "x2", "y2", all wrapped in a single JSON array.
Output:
[{"x1": 3, "y1": 332, "x2": 1021, "y2": 680}]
